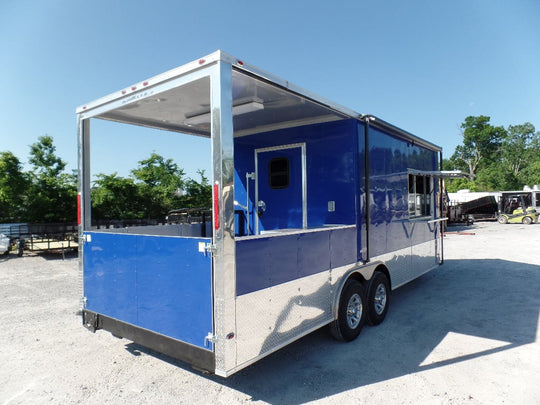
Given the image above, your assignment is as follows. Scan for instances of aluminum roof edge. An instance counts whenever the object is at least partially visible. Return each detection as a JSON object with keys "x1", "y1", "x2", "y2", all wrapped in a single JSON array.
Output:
[
  {"x1": 75, "y1": 50, "x2": 442, "y2": 154},
  {"x1": 75, "y1": 50, "x2": 224, "y2": 114},
  {"x1": 225, "y1": 53, "x2": 362, "y2": 120},
  {"x1": 366, "y1": 115, "x2": 442, "y2": 153},
  {"x1": 76, "y1": 50, "x2": 362, "y2": 120}
]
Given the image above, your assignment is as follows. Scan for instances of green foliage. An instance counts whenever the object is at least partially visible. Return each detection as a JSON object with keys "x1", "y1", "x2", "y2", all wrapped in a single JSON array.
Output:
[
  {"x1": 91, "y1": 173, "x2": 143, "y2": 220},
  {"x1": 444, "y1": 178, "x2": 479, "y2": 193},
  {"x1": 180, "y1": 170, "x2": 212, "y2": 208},
  {"x1": 25, "y1": 136, "x2": 77, "y2": 222},
  {"x1": 29, "y1": 135, "x2": 66, "y2": 178},
  {"x1": 502, "y1": 123, "x2": 536, "y2": 176},
  {"x1": 450, "y1": 116, "x2": 505, "y2": 179},
  {"x1": 0, "y1": 134, "x2": 212, "y2": 224},
  {"x1": 0, "y1": 136, "x2": 77, "y2": 223},
  {"x1": 0, "y1": 151, "x2": 30, "y2": 222},
  {"x1": 91, "y1": 156, "x2": 211, "y2": 222},
  {"x1": 446, "y1": 116, "x2": 540, "y2": 192},
  {"x1": 131, "y1": 152, "x2": 186, "y2": 219}
]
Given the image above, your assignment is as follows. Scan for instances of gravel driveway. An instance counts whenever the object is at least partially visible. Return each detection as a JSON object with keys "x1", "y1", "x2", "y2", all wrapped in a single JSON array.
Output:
[{"x1": 1, "y1": 221, "x2": 539, "y2": 404}]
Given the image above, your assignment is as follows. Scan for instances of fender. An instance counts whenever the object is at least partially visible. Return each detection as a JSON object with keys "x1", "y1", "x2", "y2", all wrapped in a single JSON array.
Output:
[{"x1": 331, "y1": 261, "x2": 389, "y2": 320}]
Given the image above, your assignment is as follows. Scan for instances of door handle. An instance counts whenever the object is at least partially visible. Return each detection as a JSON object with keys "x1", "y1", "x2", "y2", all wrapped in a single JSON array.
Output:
[{"x1": 257, "y1": 200, "x2": 266, "y2": 217}]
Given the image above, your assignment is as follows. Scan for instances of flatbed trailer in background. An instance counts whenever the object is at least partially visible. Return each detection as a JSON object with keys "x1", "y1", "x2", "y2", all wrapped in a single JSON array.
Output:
[
  {"x1": 0, "y1": 223, "x2": 78, "y2": 256},
  {"x1": 77, "y1": 51, "x2": 448, "y2": 377}
]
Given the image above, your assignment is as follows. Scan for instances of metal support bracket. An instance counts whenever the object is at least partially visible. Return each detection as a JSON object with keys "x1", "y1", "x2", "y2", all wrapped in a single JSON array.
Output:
[
  {"x1": 198, "y1": 242, "x2": 217, "y2": 257},
  {"x1": 205, "y1": 243, "x2": 217, "y2": 256},
  {"x1": 82, "y1": 310, "x2": 100, "y2": 333},
  {"x1": 205, "y1": 332, "x2": 217, "y2": 349}
]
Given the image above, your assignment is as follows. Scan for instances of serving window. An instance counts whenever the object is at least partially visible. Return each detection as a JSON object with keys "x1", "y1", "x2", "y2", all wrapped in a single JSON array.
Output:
[{"x1": 408, "y1": 174, "x2": 432, "y2": 218}]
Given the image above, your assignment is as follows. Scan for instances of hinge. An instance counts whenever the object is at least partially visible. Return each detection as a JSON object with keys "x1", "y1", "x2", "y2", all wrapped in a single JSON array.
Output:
[
  {"x1": 205, "y1": 332, "x2": 217, "y2": 348},
  {"x1": 205, "y1": 243, "x2": 217, "y2": 255},
  {"x1": 199, "y1": 242, "x2": 216, "y2": 256}
]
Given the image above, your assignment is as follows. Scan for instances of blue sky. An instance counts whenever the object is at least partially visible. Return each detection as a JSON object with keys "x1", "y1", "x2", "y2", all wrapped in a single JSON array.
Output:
[{"x1": 1, "y1": 0, "x2": 539, "y2": 180}]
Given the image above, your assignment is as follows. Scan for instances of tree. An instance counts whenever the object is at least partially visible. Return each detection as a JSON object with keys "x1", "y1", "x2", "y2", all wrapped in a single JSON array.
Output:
[
  {"x1": 131, "y1": 152, "x2": 185, "y2": 219},
  {"x1": 181, "y1": 170, "x2": 212, "y2": 208},
  {"x1": 502, "y1": 123, "x2": 535, "y2": 177},
  {"x1": 91, "y1": 173, "x2": 143, "y2": 220},
  {"x1": 451, "y1": 116, "x2": 506, "y2": 179},
  {"x1": 0, "y1": 151, "x2": 30, "y2": 222},
  {"x1": 26, "y1": 136, "x2": 76, "y2": 222},
  {"x1": 29, "y1": 135, "x2": 66, "y2": 178},
  {"x1": 519, "y1": 131, "x2": 540, "y2": 187}
]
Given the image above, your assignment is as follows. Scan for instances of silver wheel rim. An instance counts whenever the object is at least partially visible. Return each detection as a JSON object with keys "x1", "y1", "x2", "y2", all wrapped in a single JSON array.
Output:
[
  {"x1": 373, "y1": 283, "x2": 387, "y2": 315},
  {"x1": 346, "y1": 293, "x2": 363, "y2": 329}
]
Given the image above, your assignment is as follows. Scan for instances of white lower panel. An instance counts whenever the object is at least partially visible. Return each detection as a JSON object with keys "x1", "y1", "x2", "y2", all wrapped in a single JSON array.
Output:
[
  {"x1": 234, "y1": 270, "x2": 334, "y2": 369},
  {"x1": 372, "y1": 239, "x2": 438, "y2": 289},
  {"x1": 232, "y1": 238, "x2": 438, "y2": 374}
]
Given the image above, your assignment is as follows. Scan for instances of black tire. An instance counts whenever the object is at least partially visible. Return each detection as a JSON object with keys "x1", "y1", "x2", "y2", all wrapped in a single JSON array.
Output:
[
  {"x1": 498, "y1": 215, "x2": 508, "y2": 224},
  {"x1": 17, "y1": 240, "x2": 24, "y2": 257},
  {"x1": 366, "y1": 271, "x2": 390, "y2": 326},
  {"x1": 522, "y1": 216, "x2": 532, "y2": 225},
  {"x1": 330, "y1": 279, "x2": 367, "y2": 342}
]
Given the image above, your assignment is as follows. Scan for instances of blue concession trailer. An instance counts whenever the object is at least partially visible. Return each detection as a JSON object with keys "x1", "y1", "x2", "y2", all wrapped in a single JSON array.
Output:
[{"x1": 77, "y1": 51, "x2": 445, "y2": 377}]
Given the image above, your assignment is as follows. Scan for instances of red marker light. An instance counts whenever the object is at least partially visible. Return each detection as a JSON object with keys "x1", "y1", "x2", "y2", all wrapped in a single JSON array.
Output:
[
  {"x1": 213, "y1": 182, "x2": 220, "y2": 230},
  {"x1": 122, "y1": 90, "x2": 126, "y2": 94},
  {"x1": 131, "y1": 86, "x2": 137, "y2": 91},
  {"x1": 199, "y1": 59, "x2": 206, "y2": 65},
  {"x1": 237, "y1": 60, "x2": 244, "y2": 66},
  {"x1": 77, "y1": 193, "x2": 81, "y2": 225},
  {"x1": 143, "y1": 81, "x2": 148, "y2": 86}
]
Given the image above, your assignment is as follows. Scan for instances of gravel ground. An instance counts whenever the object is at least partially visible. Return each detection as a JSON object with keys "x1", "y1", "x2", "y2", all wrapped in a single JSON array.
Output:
[{"x1": 0, "y1": 221, "x2": 539, "y2": 405}]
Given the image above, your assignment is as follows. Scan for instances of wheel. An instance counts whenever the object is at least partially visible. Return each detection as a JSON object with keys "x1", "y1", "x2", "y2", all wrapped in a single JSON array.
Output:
[
  {"x1": 522, "y1": 216, "x2": 532, "y2": 225},
  {"x1": 498, "y1": 215, "x2": 508, "y2": 224},
  {"x1": 366, "y1": 271, "x2": 390, "y2": 325},
  {"x1": 17, "y1": 240, "x2": 24, "y2": 257},
  {"x1": 330, "y1": 279, "x2": 367, "y2": 342}
]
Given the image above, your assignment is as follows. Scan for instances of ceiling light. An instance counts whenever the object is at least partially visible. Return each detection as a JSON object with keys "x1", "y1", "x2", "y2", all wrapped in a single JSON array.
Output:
[{"x1": 184, "y1": 101, "x2": 264, "y2": 126}]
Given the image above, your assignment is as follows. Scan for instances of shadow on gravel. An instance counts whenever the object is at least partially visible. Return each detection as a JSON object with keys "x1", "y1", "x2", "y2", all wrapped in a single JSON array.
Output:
[
  {"x1": 220, "y1": 258, "x2": 539, "y2": 403},
  {"x1": 122, "y1": 258, "x2": 539, "y2": 404},
  {"x1": 38, "y1": 250, "x2": 78, "y2": 261},
  {"x1": 0, "y1": 250, "x2": 78, "y2": 262}
]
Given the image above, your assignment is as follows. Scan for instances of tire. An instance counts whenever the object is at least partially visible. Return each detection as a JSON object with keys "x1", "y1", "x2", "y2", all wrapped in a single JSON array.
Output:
[
  {"x1": 522, "y1": 216, "x2": 532, "y2": 225},
  {"x1": 498, "y1": 215, "x2": 508, "y2": 224},
  {"x1": 330, "y1": 279, "x2": 367, "y2": 342},
  {"x1": 366, "y1": 271, "x2": 390, "y2": 326}
]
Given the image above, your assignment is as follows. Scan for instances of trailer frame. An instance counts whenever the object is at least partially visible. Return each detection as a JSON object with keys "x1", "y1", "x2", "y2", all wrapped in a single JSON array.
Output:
[{"x1": 77, "y1": 51, "x2": 445, "y2": 377}]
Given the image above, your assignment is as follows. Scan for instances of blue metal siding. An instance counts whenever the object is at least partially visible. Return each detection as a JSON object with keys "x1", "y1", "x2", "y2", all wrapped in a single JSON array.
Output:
[
  {"x1": 234, "y1": 119, "x2": 358, "y2": 233},
  {"x1": 84, "y1": 232, "x2": 213, "y2": 350},
  {"x1": 367, "y1": 126, "x2": 438, "y2": 257},
  {"x1": 83, "y1": 233, "x2": 138, "y2": 325},
  {"x1": 233, "y1": 118, "x2": 438, "y2": 296},
  {"x1": 236, "y1": 227, "x2": 356, "y2": 296}
]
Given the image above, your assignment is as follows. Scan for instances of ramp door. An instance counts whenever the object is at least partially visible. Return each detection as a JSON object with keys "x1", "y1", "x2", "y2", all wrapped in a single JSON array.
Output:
[{"x1": 83, "y1": 232, "x2": 213, "y2": 350}]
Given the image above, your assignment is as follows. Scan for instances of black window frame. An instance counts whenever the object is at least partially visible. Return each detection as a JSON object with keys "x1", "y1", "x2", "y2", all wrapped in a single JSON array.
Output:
[
  {"x1": 408, "y1": 173, "x2": 432, "y2": 218},
  {"x1": 268, "y1": 157, "x2": 290, "y2": 189}
]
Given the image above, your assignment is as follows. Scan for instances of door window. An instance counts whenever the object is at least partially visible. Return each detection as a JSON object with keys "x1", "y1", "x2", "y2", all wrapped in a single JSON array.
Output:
[{"x1": 268, "y1": 157, "x2": 290, "y2": 189}]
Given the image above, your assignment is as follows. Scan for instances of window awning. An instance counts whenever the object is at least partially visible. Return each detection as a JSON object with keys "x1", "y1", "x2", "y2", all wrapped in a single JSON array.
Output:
[{"x1": 408, "y1": 169, "x2": 470, "y2": 179}]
